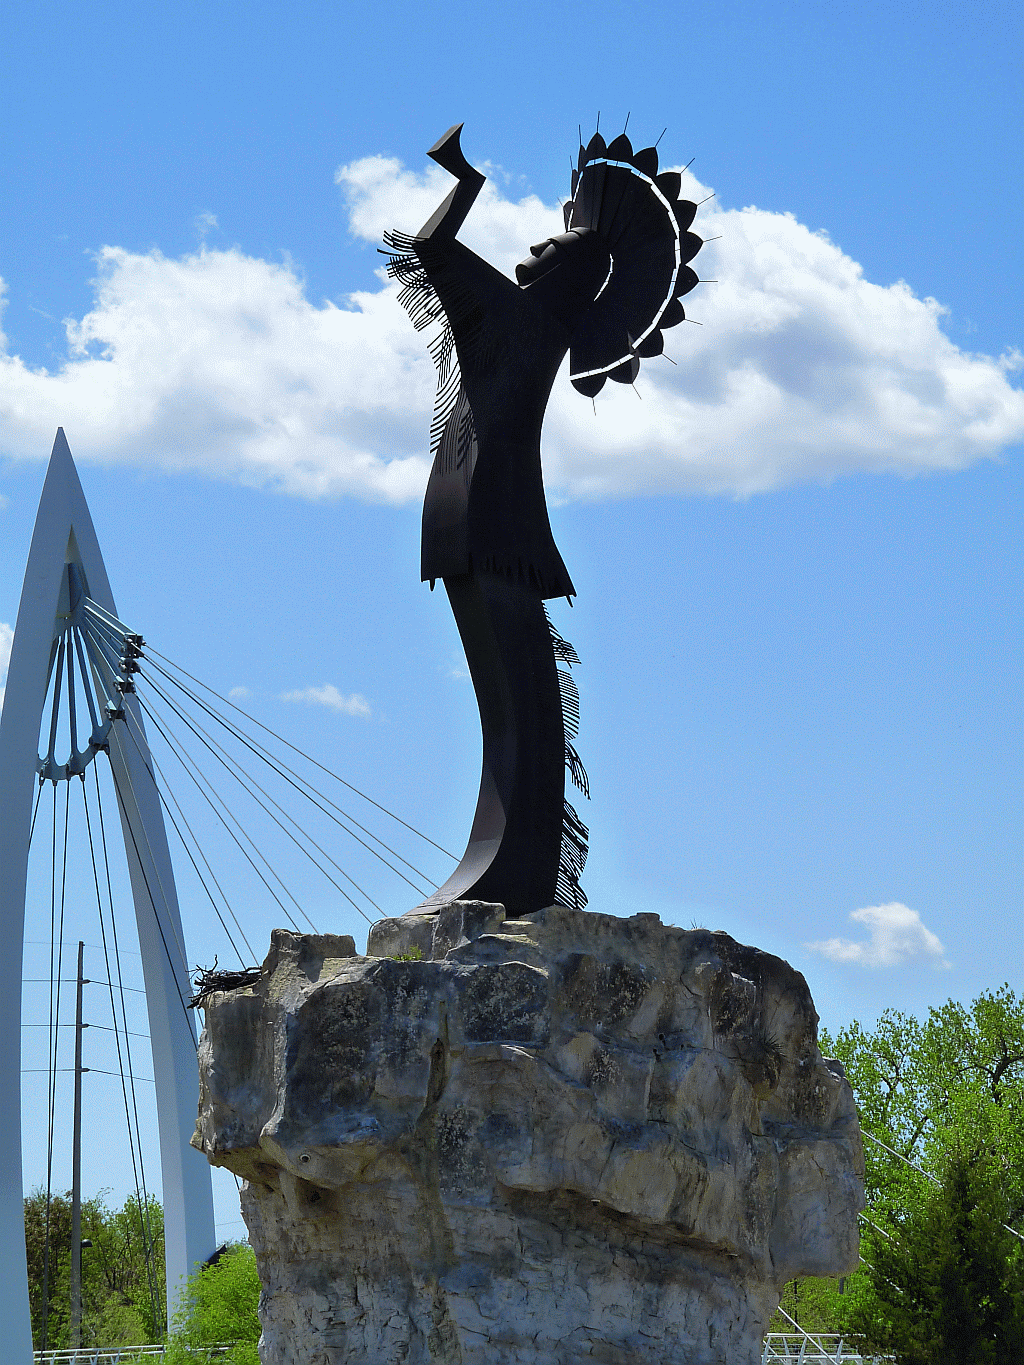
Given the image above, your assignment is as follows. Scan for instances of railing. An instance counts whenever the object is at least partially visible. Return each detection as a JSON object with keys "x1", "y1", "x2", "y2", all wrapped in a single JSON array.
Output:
[
  {"x1": 34, "y1": 1340, "x2": 891, "y2": 1365},
  {"x1": 34, "y1": 1339, "x2": 890, "y2": 1365},
  {"x1": 34, "y1": 1348, "x2": 234, "y2": 1364},
  {"x1": 34, "y1": 1351, "x2": 168, "y2": 1365},
  {"x1": 763, "y1": 1334, "x2": 894, "y2": 1363}
]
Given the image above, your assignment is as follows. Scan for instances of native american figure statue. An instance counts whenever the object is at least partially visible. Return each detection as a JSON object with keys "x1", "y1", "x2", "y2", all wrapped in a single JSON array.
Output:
[{"x1": 385, "y1": 124, "x2": 703, "y2": 916}]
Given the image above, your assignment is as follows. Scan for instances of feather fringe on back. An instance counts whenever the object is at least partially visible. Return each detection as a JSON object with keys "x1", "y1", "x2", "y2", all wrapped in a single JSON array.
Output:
[
  {"x1": 547, "y1": 607, "x2": 590, "y2": 910},
  {"x1": 382, "y1": 231, "x2": 468, "y2": 465}
]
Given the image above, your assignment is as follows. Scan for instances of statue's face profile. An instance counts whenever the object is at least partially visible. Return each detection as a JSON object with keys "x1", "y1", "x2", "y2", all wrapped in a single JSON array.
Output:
[{"x1": 515, "y1": 229, "x2": 612, "y2": 330}]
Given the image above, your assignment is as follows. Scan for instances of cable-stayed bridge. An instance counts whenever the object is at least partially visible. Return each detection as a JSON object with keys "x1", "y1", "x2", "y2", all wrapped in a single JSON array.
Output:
[{"x1": 2, "y1": 432, "x2": 457, "y2": 1361}]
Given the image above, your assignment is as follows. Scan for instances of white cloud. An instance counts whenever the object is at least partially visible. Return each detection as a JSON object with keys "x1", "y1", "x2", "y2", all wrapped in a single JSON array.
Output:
[
  {"x1": 227, "y1": 685, "x2": 250, "y2": 700},
  {"x1": 0, "y1": 620, "x2": 13, "y2": 710},
  {"x1": 0, "y1": 247, "x2": 432, "y2": 502},
  {"x1": 335, "y1": 155, "x2": 559, "y2": 280},
  {"x1": 0, "y1": 155, "x2": 1021, "y2": 501},
  {"x1": 806, "y1": 902, "x2": 949, "y2": 968},
  {"x1": 279, "y1": 684, "x2": 370, "y2": 716}
]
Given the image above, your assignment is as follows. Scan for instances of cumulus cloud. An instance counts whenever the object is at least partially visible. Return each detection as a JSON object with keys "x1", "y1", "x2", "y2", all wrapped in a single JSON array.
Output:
[
  {"x1": 335, "y1": 155, "x2": 559, "y2": 281},
  {"x1": 806, "y1": 902, "x2": 949, "y2": 968},
  {"x1": 227, "y1": 685, "x2": 250, "y2": 700},
  {"x1": 279, "y1": 684, "x2": 370, "y2": 716},
  {"x1": 0, "y1": 246, "x2": 432, "y2": 501},
  {"x1": 0, "y1": 620, "x2": 12, "y2": 709},
  {"x1": 0, "y1": 155, "x2": 1021, "y2": 500}
]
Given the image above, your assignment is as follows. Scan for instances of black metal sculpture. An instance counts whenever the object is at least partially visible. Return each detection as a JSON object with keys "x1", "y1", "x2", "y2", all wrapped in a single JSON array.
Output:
[{"x1": 386, "y1": 123, "x2": 702, "y2": 916}]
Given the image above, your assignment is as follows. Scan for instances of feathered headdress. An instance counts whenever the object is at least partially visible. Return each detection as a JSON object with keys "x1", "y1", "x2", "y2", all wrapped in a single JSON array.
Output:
[{"x1": 559, "y1": 131, "x2": 704, "y2": 396}]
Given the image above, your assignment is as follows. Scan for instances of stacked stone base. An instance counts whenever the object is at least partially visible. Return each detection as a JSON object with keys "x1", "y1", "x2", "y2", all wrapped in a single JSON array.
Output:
[{"x1": 194, "y1": 903, "x2": 864, "y2": 1364}]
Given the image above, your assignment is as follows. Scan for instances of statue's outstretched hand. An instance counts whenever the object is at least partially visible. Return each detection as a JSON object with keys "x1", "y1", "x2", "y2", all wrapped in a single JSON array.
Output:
[
  {"x1": 428, "y1": 124, "x2": 485, "y2": 186},
  {"x1": 418, "y1": 125, "x2": 486, "y2": 240}
]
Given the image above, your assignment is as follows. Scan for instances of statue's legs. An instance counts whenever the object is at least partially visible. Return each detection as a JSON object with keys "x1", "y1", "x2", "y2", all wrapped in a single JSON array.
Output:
[{"x1": 413, "y1": 571, "x2": 565, "y2": 917}]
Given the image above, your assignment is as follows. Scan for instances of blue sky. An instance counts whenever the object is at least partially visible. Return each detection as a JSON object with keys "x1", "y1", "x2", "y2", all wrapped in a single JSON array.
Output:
[{"x1": 2, "y1": 0, "x2": 1021, "y2": 1242}]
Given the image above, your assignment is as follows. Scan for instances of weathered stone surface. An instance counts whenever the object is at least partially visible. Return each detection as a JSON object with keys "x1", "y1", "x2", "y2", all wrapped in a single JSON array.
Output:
[{"x1": 194, "y1": 905, "x2": 864, "y2": 1364}]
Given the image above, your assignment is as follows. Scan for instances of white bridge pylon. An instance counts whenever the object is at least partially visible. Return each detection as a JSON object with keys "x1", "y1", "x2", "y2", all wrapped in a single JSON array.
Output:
[{"x1": 0, "y1": 430, "x2": 216, "y2": 1361}]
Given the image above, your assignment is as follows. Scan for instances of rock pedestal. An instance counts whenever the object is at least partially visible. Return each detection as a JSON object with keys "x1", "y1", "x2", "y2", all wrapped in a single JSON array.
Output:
[{"x1": 193, "y1": 903, "x2": 864, "y2": 1364}]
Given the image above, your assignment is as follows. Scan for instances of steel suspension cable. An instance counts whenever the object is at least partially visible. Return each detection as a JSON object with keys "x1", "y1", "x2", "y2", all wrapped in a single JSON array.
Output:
[
  {"x1": 81, "y1": 770, "x2": 162, "y2": 1329},
  {"x1": 40, "y1": 784, "x2": 57, "y2": 1352},
  {"x1": 82, "y1": 609, "x2": 448, "y2": 923},
  {"x1": 141, "y1": 643, "x2": 457, "y2": 858},
  {"x1": 861, "y1": 1128, "x2": 1024, "y2": 1243},
  {"x1": 126, "y1": 682, "x2": 346, "y2": 928},
  {"x1": 138, "y1": 683, "x2": 373, "y2": 926},
  {"x1": 41, "y1": 781, "x2": 70, "y2": 1352},
  {"x1": 91, "y1": 764, "x2": 165, "y2": 1323},
  {"x1": 144, "y1": 662, "x2": 438, "y2": 894},
  {"x1": 44, "y1": 639, "x2": 66, "y2": 768},
  {"x1": 103, "y1": 716, "x2": 196, "y2": 981},
  {"x1": 106, "y1": 762, "x2": 197, "y2": 1050},
  {"x1": 27, "y1": 781, "x2": 44, "y2": 852},
  {"x1": 140, "y1": 672, "x2": 418, "y2": 907},
  {"x1": 116, "y1": 706, "x2": 257, "y2": 964},
  {"x1": 132, "y1": 696, "x2": 314, "y2": 934},
  {"x1": 142, "y1": 656, "x2": 443, "y2": 888}
]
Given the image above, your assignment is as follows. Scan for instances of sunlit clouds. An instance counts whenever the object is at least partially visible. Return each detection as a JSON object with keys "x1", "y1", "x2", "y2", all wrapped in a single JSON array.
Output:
[
  {"x1": 0, "y1": 155, "x2": 1021, "y2": 501},
  {"x1": 806, "y1": 902, "x2": 950, "y2": 969}
]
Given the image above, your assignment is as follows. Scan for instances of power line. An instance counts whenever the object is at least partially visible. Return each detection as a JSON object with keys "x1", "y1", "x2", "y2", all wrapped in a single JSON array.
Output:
[
  {"x1": 24, "y1": 979, "x2": 147, "y2": 993},
  {"x1": 25, "y1": 939, "x2": 142, "y2": 957},
  {"x1": 23, "y1": 1067, "x2": 154, "y2": 1083},
  {"x1": 23, "y1": 1022, "x2": 150, "y2": 1039}
]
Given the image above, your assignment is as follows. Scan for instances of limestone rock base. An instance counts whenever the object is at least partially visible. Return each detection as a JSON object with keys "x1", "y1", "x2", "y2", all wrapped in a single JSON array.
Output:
[
  {"x1": 240, "y1": 1180, "x2": 778, "y2": 1363},
  {"x1": 194, "y1": 904, "x2": 864, "y2": 1364}
]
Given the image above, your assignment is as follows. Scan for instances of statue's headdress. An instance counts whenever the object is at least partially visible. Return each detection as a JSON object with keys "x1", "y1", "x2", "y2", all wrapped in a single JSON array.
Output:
[{"x1": 557, "y1": 132, "x2": 704, "y2": 396}]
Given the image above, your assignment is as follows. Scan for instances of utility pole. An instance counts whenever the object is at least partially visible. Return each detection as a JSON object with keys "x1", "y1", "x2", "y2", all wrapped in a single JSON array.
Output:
[{"x1": 70, "y1": 940, "x2": 88, "y2": 1349}]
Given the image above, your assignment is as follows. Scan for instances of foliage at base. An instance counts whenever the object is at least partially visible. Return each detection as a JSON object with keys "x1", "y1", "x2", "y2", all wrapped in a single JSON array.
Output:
[{"x1": 165, "y1": 1244, "x2": 261, "y2": 1365}]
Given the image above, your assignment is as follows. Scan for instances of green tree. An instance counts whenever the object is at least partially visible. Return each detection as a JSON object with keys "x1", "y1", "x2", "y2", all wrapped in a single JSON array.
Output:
[
  {"x1": 83, "y1": 1190, "x2": 166, "y2": 1343},
  {"x1": 769, "y1": 1274, "x2": 853, "y2": 1335},
  {"x1": 24, "y1": 1188, "x2": 165, "y2": 1349},
  {"x1": 813, "y1": 986, "x2": 1024, "y2": 1357},
  {"x1": 165, "y1": 1244, "x2": 261, "y2": 1365},
  {"x1": 849, "y1": 1143, "x2": 1024, "y2": 1363}
]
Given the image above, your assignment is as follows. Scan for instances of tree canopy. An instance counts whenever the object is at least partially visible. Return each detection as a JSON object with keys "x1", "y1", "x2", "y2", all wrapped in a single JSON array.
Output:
[
  {"x1": 24, "y1": 1187, "x2": 165, "y2": 1349},
  {"x1": 779, "y1": 984, "x2": 1024, "y2": 1361}
]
